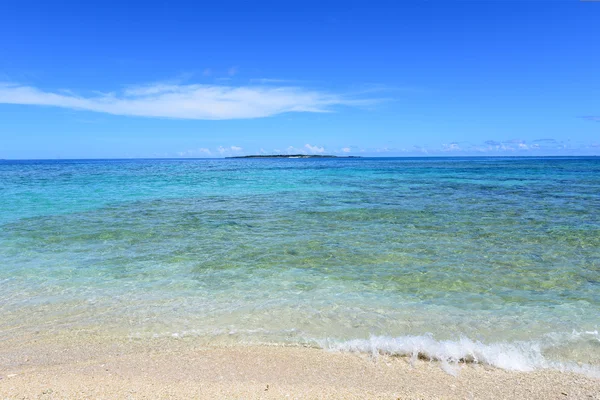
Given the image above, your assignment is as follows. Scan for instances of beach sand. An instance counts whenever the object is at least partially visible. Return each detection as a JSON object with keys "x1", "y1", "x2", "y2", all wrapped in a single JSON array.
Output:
[{"x1": 1, "y1": 332, "x2": 599, "y2": 399}]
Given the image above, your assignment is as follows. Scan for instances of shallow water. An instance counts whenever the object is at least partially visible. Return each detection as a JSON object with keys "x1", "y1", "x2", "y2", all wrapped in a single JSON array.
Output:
[{"x1": 1, "y1": 157, "x2": 599, "y2": 373}]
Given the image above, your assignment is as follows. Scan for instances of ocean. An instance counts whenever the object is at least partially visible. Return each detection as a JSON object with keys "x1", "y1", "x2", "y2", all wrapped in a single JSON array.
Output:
[{"x1": 1, "y1": 157, "x2": 599, "y2": 375}]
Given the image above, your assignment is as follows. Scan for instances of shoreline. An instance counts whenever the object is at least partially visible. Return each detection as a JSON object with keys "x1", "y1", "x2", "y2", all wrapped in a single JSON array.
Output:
[{"x1": 1, "y1": 333, "x2": 598, "y2": 399}]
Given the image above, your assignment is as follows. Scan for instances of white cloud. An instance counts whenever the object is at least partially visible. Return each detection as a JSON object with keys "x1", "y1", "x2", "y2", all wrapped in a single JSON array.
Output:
[
  {"x1": 286, "y1": 146, "x2": 303, "y2": 154},
  {"x1": 278, "y1": 144, "x2": 326, "y2": 155},
  {"x1": 304, "y1": 143, "x2": 325, "y2": 154},
  {"x1": 341, "y1": 147, "x2": 351, "y2": 153},
  {"x1": 0, "y1": 81, "x2": 371, "y2": 120},
  {"x1": 178, "y1": 147, "x2": 213, "y2": 157},
  {"x1": 250, "y1": 78, "x2": 296, "y2": 84},
  {"x1": 217, "y1": 145, "x2": 243, "y2": 156},
  {"x1": 442, "y1": 142, "x2": 461, "y2": 152}
]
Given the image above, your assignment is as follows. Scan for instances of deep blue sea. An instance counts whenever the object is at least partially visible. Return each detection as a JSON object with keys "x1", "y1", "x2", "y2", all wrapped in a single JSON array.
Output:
[{"x1": 1, "y1": 157, "x2": 599, "y2": 374}]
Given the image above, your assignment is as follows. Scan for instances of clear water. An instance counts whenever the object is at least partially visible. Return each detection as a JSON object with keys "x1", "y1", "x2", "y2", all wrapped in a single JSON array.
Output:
[{"x1": 1, "y1": 157, "x2": 599, "y2": 373}]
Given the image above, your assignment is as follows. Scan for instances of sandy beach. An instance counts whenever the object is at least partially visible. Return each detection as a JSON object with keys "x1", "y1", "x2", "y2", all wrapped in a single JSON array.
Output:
[
  {"x1": 2, "y1": 0, "x2": 600, "y2": 396},
  {"x1": 0, "y1": 332, "x2": 598, "y2": 399}
]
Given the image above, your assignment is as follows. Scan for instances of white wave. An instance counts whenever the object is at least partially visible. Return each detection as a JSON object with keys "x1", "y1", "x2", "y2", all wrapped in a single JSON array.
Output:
[{"x1": 316, "y1": 333, "x2": 600, "y2": 378}]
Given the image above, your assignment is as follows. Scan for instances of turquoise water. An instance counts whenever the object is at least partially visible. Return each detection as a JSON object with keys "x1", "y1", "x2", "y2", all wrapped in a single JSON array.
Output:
[{"x1": 1, "y1": 157, "x2": 599, "y2": 373}]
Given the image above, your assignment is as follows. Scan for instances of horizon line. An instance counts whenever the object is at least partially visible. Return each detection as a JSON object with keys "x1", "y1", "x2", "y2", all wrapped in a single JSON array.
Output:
[{"x1": 1, "y1": 155, "x2": 598, "y2": 161}]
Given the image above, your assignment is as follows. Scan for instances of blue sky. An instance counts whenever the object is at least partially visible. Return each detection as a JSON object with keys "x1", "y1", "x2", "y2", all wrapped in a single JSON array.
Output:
[{"x1": 0, "y1": 0, "x2": 598, "y2": 158}]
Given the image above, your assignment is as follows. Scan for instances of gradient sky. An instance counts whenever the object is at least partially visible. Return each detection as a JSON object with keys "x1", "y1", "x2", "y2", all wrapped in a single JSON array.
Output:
[{"x1": 1, "y1": 0, "x2": 599, "y2": 159}]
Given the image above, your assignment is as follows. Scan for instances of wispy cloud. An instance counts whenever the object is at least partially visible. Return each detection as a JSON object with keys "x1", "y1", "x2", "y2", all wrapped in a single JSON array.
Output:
[
  {"x1": 532, "y1": 138, "x2": 558, "y2": 143},
  {"x1": 442, "y1": 142, "x2": 461, "y2": 152},
  {"x1": 177, "y1": 146, "x2": 243, "y2": 158},
  {"x1": 249, "y1": 78, "x2": 299, "y2": 84},
  {"x1": 422, "y1": 138, "x2": 585, "y2": 154},
  {"x1": 228, "y1": 66, "x2": 239, "y2": 76},
  {"x1": 177, "y1": 148, "x2": 213, "y2": 157},
  {"x1": 276, "y1": 144, "x2": 328, "y2": 155},
  {"x1": 217, "y1": 145, "x2": 243, "y2": 155},
  {"x1": 484, "y1": 140, "x2": 501, "y2": 146},
  {"x1": 0, "y1": 82, "x2": 374, "y2": 120},
  {"x1": 304, "y1": 143, "x2": 325, "y2": 154},
  {"x1": 580, "y1": 116, "x2": 600, "y2": 122}
]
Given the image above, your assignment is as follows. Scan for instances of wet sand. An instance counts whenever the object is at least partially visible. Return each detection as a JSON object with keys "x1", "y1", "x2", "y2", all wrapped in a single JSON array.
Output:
[{"x1": 0, "y1": 332, "x2": 598, "y2": 399}]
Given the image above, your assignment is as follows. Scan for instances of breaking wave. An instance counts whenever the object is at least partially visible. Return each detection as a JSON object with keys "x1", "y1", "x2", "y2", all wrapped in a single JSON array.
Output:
[{"x1": 316, "y1": 332, "x2": 600, "y2": 378}]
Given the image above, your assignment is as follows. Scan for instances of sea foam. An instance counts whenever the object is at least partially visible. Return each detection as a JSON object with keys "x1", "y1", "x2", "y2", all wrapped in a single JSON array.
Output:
[{"x1": 317, "y1": 333, "x2": 600, "y2": 378}]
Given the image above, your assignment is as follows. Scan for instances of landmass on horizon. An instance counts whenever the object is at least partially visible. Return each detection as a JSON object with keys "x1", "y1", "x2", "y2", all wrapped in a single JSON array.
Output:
[{"x1": 226, "y1": 154, "x2": 361, "y2": 159}]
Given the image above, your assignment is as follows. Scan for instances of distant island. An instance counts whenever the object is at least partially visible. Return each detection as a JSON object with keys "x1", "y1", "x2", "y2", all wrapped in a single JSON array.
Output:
[{"x1": 226, "y1": 154, "x2": 361, "y2": 159}]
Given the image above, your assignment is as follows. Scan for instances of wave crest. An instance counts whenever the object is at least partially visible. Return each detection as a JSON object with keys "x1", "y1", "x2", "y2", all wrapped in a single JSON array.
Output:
[{"x1": 316, "y1": 333, "x2": 600, "y2": 378}]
